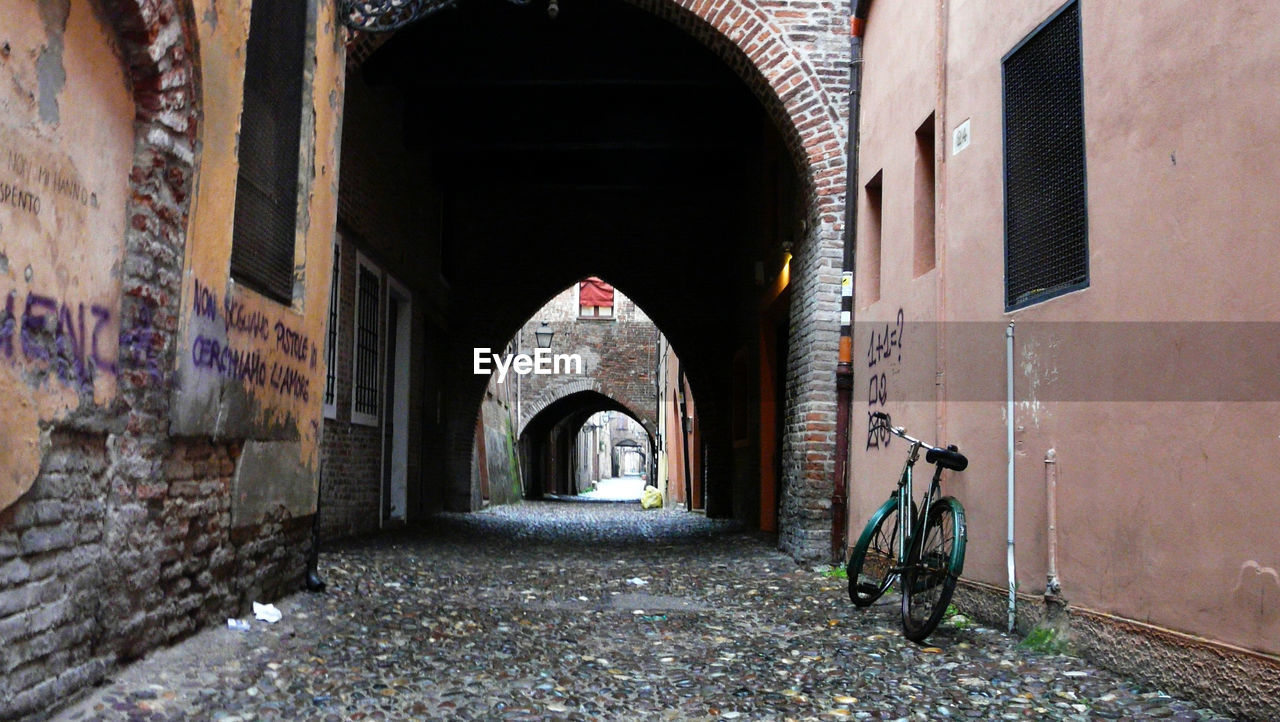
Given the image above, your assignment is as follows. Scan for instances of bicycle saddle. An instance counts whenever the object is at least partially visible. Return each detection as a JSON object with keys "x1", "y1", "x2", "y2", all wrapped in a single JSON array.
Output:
[{"x1": 925, "y1": 445, "x2": 968, "y2": 471}]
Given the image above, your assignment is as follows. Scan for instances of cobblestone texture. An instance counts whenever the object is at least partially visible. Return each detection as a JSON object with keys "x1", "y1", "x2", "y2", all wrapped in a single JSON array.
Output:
[{"x1": 53, "y1": 503, "x2": 1233, "y2": 721}]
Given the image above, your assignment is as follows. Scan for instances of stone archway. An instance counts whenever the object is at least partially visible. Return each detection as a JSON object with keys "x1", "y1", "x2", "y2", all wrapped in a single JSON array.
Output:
[
  {"x1": 344, "y1": 0, "x2": 848, "y2": 561},
  {"x1": 520, "y1": 377, "x2": 657, "y2": 438}
]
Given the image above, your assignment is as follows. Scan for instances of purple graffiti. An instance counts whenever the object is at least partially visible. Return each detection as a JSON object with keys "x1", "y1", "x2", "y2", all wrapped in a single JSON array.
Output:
[
  {"x1": 0, "y1": 292, "x2": 118, "y2": 390},
  {"x1": 20, "y1": 293, "x2": 57, "y2": 362},
  {"x1": 193, "y1": 278, "x2": 218, "y2": 321},
  {"x1": 119, "y1": 303, "x2": 163, "y2": 382},
  {"x1": 223, "y1": 297, "x2": 270, "y2": 340},
  {"x1": 90, "y1": 305, "x2": 115, "y2": 374},
  {"x1": 269, "y1": 361, "x2": 310, "y2": 402},
  {"x1": 273, "y1": 320, "x2": 310, "y2": 363},
  {"x1": 0, "y1": 292, "x2": 14, "y2": 359},
  {"x1": 192, "y1": 334, "x2": 268, "y2": 388}
]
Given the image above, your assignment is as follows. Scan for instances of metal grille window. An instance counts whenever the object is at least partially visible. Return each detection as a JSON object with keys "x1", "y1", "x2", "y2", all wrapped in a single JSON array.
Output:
[
  {"x1": 323, "y1": 241, "x2": 341, "y2": 419},
  {"x1": 352, "y1": 257, "x2": 381, "y2": 426},
  {"x1": 1003, "y1": 0, "x2": 1087, "y2": 311},
  {"x1": 229, "y1": 0, "x2": 308, "y2": 304}
]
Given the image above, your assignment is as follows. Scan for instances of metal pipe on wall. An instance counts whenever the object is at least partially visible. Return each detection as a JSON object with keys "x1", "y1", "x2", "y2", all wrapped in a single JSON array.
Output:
[
  {"x1": 1006, "y1": 321, "x2": 1016, "y2": 633},
  {"x1": 831, "y1": 0, "x2": 870, "y2": 564},
  {"x1": 1045, "y1": 448, "x2": 1062, "y2": 598}
]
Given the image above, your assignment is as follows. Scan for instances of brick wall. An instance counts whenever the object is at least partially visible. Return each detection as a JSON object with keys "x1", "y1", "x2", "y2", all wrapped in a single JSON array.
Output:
[
  {"x1": 317, "y1": 230, "x2": 384, "y2": 541},
  {"x1": 0, "y1": 1, "x2": 332, "y2": 715},
  {"x1": 618, "y1": 0, "x2": 848, "y2": 560},
  {"x1": 518, "y1": 286, "x2": 660, "y2": 435},
  {"x1": 0, "y1": 433, "x2": 312, "y2": 719}
]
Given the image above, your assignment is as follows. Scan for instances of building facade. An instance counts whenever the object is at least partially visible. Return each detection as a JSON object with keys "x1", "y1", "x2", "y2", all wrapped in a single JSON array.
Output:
[
  {"x1": 0, "y1": 0, "x2": 344, "y2": 716},
  {"x1": 846, "y1": 0, "x2": 1280, "y2": 714}
]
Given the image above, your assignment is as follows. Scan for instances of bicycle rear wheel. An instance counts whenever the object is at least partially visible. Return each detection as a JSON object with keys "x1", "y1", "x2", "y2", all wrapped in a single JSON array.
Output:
[
  {"x1": 847, "y1": 496, "x2": 903, "y2": 607},
  {"x1": 900, "y1": 496, "x2": 966, "y2": 642}
]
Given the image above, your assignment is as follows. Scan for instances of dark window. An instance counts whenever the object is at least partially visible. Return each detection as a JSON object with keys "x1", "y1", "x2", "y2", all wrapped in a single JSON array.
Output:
[
  {"x1": 323, "y1": 241, "x2": 340, "y2": 416},
  {"x1": 230, "y1": 0, "x2": 308, "y2": 304},
  {"x1": 353, "y1": 261, "x2": 381, "y2": 423},
  {"x1": 1003, "y1": 0, "x2": 1087, "y2": 310},
  {"x1": 914, "y1": 113, "x2": 936, "y2": 278},
  {"x1": 862, "y1": 170, "x2": 883, "y2": 305}
]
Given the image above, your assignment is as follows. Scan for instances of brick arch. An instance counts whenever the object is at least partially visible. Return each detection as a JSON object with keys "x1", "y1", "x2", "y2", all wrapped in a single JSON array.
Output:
[
  {"x1": 520, "y1": 380, "x2": 657, "y2": 440},
  {"x1": 622, "y1": 0, "x2": 847, "y2": 217}
]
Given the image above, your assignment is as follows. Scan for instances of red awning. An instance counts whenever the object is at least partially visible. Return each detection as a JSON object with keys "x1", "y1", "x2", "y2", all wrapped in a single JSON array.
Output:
[{"x1": 579, "y1": 277, "x2": 614, "y2": 307}]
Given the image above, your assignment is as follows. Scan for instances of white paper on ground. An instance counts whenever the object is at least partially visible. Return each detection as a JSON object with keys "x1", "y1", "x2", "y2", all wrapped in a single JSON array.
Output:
[{"x1": 252, "y1": 602, "x2": 283, "y2": 623}]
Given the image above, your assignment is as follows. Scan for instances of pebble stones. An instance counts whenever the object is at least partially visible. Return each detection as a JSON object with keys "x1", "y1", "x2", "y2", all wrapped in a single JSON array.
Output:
[{"x1": 52, "y1": 502, "x2": 1235, "y2": 721}]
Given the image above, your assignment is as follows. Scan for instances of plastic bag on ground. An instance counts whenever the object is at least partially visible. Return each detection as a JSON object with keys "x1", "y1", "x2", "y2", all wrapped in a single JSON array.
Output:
[{"x1": 640, "y1": 485, "x2": 663, "y2": 509}]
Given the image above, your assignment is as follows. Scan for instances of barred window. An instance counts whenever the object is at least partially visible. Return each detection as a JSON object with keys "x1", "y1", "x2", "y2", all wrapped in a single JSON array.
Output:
[
  {"x1": 1003, "y1": 0, "x2": 1088, "y2": 311},
  {"x1": 229, "y1": 0, "x2": 309, "y2": 304},
  {"x1": 352, "y1": 256, "x2": 381, "y2": 426},
  {"x1": 323, "y1": 240, "x2": 340, "y2": 419}
]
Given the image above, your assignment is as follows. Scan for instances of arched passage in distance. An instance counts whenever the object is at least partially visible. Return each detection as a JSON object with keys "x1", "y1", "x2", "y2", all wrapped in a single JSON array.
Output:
[{"x1": 338, "y1": 0, "x2": 848, "y2": 559}]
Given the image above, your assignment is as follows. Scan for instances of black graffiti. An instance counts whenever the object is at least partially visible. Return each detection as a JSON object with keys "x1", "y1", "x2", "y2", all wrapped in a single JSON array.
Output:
[
  {"x1": 0, "y1": 180, "x2": 40, "y2": 216},
  {"x1": 866, "y1": 308, "x2": 904, "y2": 450},
  {"x1": 865, "y1": 371, "x2": 891, "y2": 450},
  {"x1": 866, "y1": 307, "x2": 905, "y2": 369},
  {"x1": 867, "y1": 372, "x2": 887, "y2": 406},
  {"x1": 866, "y1": 411, "x2": 891, "y2": 450}
]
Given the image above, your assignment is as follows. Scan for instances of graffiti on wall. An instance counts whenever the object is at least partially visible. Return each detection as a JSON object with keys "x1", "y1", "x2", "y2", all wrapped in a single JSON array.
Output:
[
  {"x1": 189, "y1": 278, "x2": 316, "y2": 402},
  {"x1": 865, "y1": 307, "x2": 903, "y2": 450},
  {"x1": 0, "y1": 289, "x2": 116, "y2": 390}
]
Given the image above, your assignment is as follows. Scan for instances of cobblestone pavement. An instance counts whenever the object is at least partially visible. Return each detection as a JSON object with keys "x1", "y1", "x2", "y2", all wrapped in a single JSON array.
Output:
[{"x1": 54, "y1": 503, "x2": 1234, "y2": 722}]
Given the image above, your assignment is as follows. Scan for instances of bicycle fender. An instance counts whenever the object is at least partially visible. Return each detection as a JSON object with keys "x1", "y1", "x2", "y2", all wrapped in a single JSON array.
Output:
[{"x1": 939, "y1": 496, "x2": 968, "y2": 578}]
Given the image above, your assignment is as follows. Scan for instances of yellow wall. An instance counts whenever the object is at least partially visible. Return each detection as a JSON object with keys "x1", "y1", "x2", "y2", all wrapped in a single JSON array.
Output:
[
  {"x1": 172, "y1": 0, "x2": 345, "y2": 519},
  {"x1": 0, "y1": 0, "x2": 134, "y2": 510}
]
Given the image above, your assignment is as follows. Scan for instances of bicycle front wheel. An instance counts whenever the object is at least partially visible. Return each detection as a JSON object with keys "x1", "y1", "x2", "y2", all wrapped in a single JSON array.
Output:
[
  {"x1": 847, "y1": 496, "x2": 902, "y2": 607},
  {"x1": 901, "y1": 496, "x2": 967, "y2": 642}
]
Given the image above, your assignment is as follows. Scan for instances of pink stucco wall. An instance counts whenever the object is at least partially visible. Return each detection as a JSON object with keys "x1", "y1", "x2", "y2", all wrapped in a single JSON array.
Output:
[{"x1": 850, "y1": 0, "x2": 1280, "y2": 656}]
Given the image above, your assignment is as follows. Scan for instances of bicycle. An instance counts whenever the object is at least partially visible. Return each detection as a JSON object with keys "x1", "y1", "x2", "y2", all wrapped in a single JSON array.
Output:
[{"x1": 846, "y1": 411, "x2": 968, "y2": 642}]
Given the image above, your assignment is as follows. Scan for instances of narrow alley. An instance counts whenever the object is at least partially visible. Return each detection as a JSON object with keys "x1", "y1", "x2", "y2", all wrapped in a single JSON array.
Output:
[
  {"x1": 55, "y1": 505, "x2": 1232, "y2": 721},
  {"x1": 1, "y1": 0, "x2": 1278, "y2": 718}
]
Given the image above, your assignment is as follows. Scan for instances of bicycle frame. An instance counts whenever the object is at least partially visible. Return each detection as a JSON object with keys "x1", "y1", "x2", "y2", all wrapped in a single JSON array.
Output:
[{"x1": 888, "y1": 427, "x2": 947, "y2": 578}]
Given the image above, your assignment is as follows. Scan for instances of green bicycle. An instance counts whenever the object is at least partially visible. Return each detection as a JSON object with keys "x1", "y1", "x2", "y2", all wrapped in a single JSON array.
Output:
[{"x1": 847, "y1": 411, "x2": 968, "y2": 642}]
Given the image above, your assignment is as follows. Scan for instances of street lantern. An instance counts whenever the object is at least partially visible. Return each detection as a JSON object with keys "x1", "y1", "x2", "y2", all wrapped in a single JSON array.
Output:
[{"x1": 534, "y1": 321, "x2": 555, "y2": 349}]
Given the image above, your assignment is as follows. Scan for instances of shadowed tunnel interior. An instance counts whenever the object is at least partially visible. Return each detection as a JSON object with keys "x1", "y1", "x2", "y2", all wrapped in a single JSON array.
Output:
[{"x1": 348, "y1": 0, "x2": 805, "y2": 526}]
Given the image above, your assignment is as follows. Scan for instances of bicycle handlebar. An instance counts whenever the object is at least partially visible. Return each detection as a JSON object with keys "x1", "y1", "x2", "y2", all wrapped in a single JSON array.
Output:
[
  {"x1": 870, "y1": 411, "x2": 916, "y2": 444},
  {"x1": 869, "y1": 412, "x2": 967, "y2": 473}
]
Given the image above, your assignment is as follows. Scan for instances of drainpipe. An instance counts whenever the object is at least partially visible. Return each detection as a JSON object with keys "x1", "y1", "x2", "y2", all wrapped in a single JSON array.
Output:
[
  {"x1": 831, "y1": 0, "x2": 871, "y2": 564},
  {"x1": 679, "y1": 367, "x2": 693, "y2": 512},
  {"x1": 1006, "y1": 321, "x2": 1016, "y2": 632},
  {"x1": 305, "y1": 462, "x2": 326, "y2": 592},
  {"x1": 1044, "y1": 448, "x2": 1062, "y2": 599}
]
